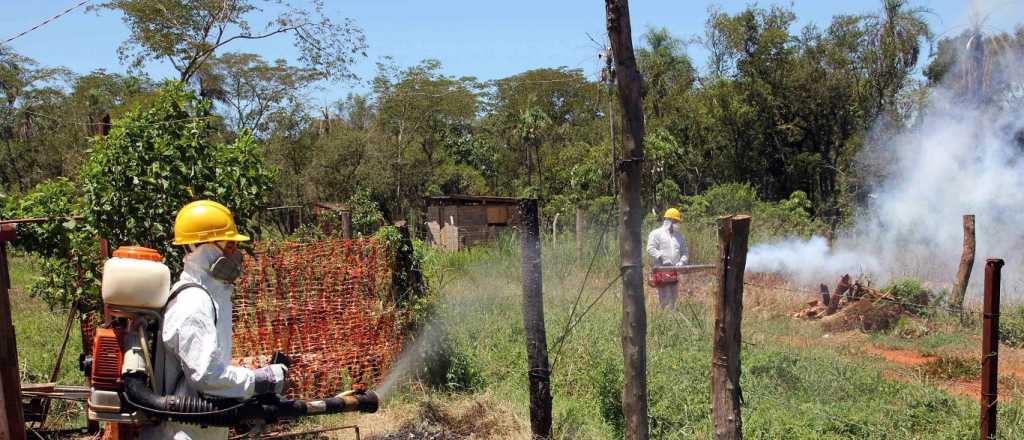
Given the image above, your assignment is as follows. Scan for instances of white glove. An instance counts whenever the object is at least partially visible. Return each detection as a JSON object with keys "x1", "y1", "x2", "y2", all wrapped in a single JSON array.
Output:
[{"x1": 254, "y1": 364, "x2": 288, "y2": 395}]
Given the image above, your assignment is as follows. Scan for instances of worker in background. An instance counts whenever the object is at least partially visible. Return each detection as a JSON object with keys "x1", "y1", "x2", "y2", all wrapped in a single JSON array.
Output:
[
  {"x1": 646, "y1": 208, "x2": 688, "y2": 310},
  {"x1": 145, "y1": 200, "x2": 288, "y2": 440}
]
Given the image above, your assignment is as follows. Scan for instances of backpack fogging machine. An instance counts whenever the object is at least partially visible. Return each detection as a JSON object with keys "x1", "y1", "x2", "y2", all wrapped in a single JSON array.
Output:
[{"x1": 82, "y1": 246, "x2": 379, "y2": 434}]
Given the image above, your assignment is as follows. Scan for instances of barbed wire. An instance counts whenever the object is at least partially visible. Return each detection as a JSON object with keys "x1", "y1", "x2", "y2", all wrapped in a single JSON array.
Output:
[
  {"x1": 3, "y1": 1, "x2": 92, "y2": 45},
  {"x1": 742, "y1": 281, "x2": 1024, "y2": 319},
  {"x1": 549, "y1": 213, "x2": 615, "y2": 363}
]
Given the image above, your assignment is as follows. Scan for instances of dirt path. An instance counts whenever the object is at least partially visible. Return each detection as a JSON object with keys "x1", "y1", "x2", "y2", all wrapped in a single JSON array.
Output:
[{"x1": 863, "y1": 345, "x2": 1024, "y2": 403}]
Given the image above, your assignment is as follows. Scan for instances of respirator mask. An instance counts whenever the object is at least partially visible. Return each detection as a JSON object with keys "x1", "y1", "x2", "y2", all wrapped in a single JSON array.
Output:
[{"x1": 209, "y1": 242, "x2": 244, "y2": 283}]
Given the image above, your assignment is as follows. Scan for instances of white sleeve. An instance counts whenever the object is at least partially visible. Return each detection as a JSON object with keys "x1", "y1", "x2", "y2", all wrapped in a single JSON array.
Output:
[
  {"x1": 646, "y1": 230, "x2": 662, "y2": 262},
  {"x1": 162, "y1": 289, "x2": 256, "y2": 399}
]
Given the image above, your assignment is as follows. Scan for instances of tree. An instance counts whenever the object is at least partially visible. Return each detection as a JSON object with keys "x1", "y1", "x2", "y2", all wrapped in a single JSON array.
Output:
[
  {"x1": 82, "y1": 81, "x2": 276, "y2": 272},
  {"x1": 371, "y1": 59, "x2": 481, "y2": 214},
  {"x1": 637, "y1": 27, "x2": 695, "y2": 121},
  {"x1": 0, "y1": 46, "x2": 76, "y2": 193},
  {"x1": 93, "y1": 0, "x2": 366, "y2": 83},
  {"x1": 199, "y1": 52, "x2": 318, "y2": 136},
  {"x1": 862, "y1": 0, "x2": 932, "y2": 116},
  {"x1": 7, "y1": 82, "x2": 275, "y2": 309},
  {"x1": 606, "y1": 0, "x2": 650, "y2": 438}
]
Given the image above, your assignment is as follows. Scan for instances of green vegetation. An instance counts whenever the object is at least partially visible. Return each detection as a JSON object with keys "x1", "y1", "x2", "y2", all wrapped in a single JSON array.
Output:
[
  {"x1": 1001, "y1": 305, "x2": 1024, "y2": 348},
  {"x1": 4, "y1": 83, "x2": 275, "y2": 309},
  {"x1": 9, "y1": 2, "x2": 1018, "y2": 234},
  {"x1": 381, "y1": 238, "x2": 1023, "y2": 439}
]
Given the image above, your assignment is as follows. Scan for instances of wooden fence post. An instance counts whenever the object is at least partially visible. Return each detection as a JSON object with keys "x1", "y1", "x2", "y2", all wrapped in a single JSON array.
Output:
[
  {"x1": 0, "y1": 226, "x2": 27, "y2": 440},
  {"x1": 606, "y1": 0, "x2": 649, "y2": 438},
  {"x1": 951, "y1": 214, "x2": 975, "y2": 316},
  {"x1": 341, "y1": 210, "x2": 353, "y2": 240},
  {"x1": 575, "y1": 208, "x2": 584, "y2": 261},
  {"x1": 980, "y1": 258, "x2": 1003, "y2": 440},
  {"x1": 712, "y1": 215, "x2": 750, "y2": 440},
  {"x1": 520, "y1": 199, "x2": 552, "y2": 439}
]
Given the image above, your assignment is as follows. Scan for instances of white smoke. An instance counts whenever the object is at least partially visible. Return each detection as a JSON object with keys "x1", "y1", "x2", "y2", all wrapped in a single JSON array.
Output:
[
  {"x1": 748, "y1": 33, "x2": 1024, "y2": 300},
  {"x1": 746, "y1": 236, "x2": 878, "y2": 286}
]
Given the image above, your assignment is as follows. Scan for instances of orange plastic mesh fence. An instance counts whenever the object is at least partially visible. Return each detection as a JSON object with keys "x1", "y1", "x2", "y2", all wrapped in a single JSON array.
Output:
[{"x1": 231, "y1": 238, "x2": 404, "y2": 399}]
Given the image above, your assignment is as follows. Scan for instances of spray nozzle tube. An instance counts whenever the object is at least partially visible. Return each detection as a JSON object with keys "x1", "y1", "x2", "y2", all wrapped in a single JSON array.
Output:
[{"x1": 122, "y1": 373, "x2": 379, "y2": 427}]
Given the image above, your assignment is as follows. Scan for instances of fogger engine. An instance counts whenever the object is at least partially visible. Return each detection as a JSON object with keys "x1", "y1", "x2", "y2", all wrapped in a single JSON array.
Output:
[{"x1": 83, "y1": 246, "x2": 379, "y2": 430}]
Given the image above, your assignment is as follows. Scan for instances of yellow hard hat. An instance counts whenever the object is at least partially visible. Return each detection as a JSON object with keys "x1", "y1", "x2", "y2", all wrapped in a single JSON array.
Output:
[
  {"x1": 173, "y1": 200, "x2": 250, "y2": 245},
  {"x1": 663, "y1": 208, "x2": 682, "y2": 222}
]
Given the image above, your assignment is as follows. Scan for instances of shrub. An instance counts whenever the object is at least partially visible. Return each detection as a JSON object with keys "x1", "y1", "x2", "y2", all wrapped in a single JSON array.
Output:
[
  {"x1": 346, "y1": 188, "x2": 384, "y2": 236},
  {"x1": 8, "y1": 82, "x2": 276, "y2": 309},
  {"x1": 594, "y1": 358, "x2": 624, "y2": 436},
  {"x1": 917, "y1": 356, "x2": 981, "y2": 381},
  {"x1": 415, "y1": 323, "x2": 485, "y2": 393},
  {"x1": 680, "y1": 183, "x2": 824, "y2": 244},
  {"x1": 1001, "y1": 305, "x2": 1024, "y2": 348},
  {"x1": 83, "y1": 82, "x2": 275, "y2": 273},
  {"x1": 884, "y1": 279, "x2": 932, "y2": 317},
  {"x1": 3, "y1": 179, "x2": 100, "y2": 307}
]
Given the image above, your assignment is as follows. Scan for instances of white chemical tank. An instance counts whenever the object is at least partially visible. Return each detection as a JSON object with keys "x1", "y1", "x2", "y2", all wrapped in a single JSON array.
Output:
[{"x1": 101, "y1": 246, "x2": 171, "y2": 309}]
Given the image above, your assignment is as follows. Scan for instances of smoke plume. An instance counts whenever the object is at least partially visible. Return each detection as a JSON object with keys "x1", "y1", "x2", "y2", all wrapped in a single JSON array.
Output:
[{"x1": 747, "y1": 31, "x2": 1024, "y2": 300}]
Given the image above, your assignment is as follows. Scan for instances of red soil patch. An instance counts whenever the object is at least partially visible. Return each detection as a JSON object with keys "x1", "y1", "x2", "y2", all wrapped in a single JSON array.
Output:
[{"x1": 864, "y1": 346, "x2": 938, "y2": 367}]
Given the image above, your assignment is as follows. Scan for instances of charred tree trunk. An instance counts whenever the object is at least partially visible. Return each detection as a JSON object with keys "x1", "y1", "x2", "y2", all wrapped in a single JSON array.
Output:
[
  {"x1": 712, "y1": 215, "x2": 750, "y2": 440},
  {"x1": 520, "y1": 199, "x2": 552, "y2": 439},
  {"x1": 951, "y1": 214, "x2": 975, "y2": 316},
  {"x1": 606, "y1": 1, "x2": 649, "y2": 439}
]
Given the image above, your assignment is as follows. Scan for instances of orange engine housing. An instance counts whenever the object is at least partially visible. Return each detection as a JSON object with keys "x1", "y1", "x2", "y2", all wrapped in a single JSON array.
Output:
[{"x1": 91, "y1": 327, "x2": 123, "y2": 391}]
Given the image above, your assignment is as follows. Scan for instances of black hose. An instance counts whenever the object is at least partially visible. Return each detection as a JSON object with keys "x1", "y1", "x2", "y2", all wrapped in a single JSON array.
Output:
[
  {"x1": 122, "y1": 374, "x2": 253, "y2": 426},
  {"x1": 121, "y1": 373, "x2": 379, "y2": 427}
]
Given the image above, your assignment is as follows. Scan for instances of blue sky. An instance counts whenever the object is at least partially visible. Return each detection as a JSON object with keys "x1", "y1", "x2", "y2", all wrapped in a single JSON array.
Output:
[{"x1": 4, "y1": 1, "x2": 1022, "y2": 104}]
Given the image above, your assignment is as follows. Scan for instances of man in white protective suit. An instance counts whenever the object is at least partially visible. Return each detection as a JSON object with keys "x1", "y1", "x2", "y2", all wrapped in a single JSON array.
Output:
[
  {"x1": 646, "y1": 208, "x2": 688, "y2": 310},
  {"x1": 144, "y1": 200, "x2": 288, "y2": 440}
]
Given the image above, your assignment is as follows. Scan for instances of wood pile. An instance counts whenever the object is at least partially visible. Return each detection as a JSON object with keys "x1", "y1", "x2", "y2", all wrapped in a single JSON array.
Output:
[{"x1": 792, "y1": 274, "x2": 895, "y2": 320}]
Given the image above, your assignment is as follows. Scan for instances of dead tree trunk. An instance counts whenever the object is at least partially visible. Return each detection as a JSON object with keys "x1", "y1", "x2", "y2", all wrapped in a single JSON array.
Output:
[
  {"x1": 606, "y1": 1, "x2": 649, "y2": 438},
  {"x1": 951, "y1": 214, "x2": 975, "y2": 315},
  {"x1": 519, "y1": 199, "x2": 552, "y2": 439},
  {"x1": 712, "y1": 215, "x2": 750, "y2": 440}
]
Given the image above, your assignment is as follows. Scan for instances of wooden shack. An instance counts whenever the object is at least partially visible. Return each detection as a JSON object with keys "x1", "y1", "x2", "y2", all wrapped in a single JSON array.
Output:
[{"x1": 426, "y1": 195, "x2": 521, "y2": 250}]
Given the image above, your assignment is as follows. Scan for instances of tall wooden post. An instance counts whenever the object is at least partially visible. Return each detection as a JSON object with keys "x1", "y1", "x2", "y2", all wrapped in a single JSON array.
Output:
[
  {"x1": 520, "y1": 199, "x2": 552, "y2": 439},
  {"x1": 951, "y1": 214, "x2": 976, "y2": 315},
  {"x1": 712, "y1": 215, "x2": 750, "y2": 440},
  {"x1": 0, "y1": 226, "x2": 27, "y2": 440},
  {"x1": 341, "y1": 210, "x2": 353, "y2": 240},
  {"x1": 980, "y1": 258, "x2": 1003, "y2": 440},
  {"x1": 606, "y1": 1, "x2": 648, "y2": 438},
  {"x1": 575, "y1": 208, "x2": 584, "y2": 261}
]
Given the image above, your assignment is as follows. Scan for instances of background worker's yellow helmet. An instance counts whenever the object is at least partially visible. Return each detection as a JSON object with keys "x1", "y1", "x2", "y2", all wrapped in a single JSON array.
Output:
[
  {"x1": 663, "y1": 208, "x2": 682, "y2": 222},
  {"x1": 173, "y1": 200, "x2": 250, "y2": 245}
]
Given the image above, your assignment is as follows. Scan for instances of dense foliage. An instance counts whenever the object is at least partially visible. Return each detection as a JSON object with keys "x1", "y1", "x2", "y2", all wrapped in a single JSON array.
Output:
[
  {"x1": 5, "y1": 83, "x2": 275, "y2": 308},
  {"x1": 3, "y1": 3, "x2": 1024, "y2": 306}
]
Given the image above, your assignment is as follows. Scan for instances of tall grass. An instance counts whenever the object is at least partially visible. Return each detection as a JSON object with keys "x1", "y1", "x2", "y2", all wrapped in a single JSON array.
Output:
[{"x1": 414, "y1": 236, "x2": 1024, "y2": 439}]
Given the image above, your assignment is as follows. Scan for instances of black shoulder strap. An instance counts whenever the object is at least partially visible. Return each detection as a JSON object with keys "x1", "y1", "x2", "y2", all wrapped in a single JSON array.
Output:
[{"x1": 164, "y1": 282, "x2": 218, "y2": 326}]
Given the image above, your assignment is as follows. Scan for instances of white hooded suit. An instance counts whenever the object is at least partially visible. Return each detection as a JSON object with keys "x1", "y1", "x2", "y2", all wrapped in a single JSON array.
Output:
[{"x1": 144, "y1": 243, "x2": 257, "y2": 440}]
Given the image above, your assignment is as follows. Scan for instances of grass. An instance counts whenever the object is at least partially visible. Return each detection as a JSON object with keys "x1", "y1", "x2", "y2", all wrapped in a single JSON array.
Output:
[
  {"x1": 372, "y1": 234, "x2": 1024, "y2": 439},
  {"x1": 9, "y1": 233, "x2": 1024, "y2": 438},
  {"x1": 7, "y1": 255, "x2": 87, "y2": 429},
  {"x1": 8, "y1": 255, "x2": 85, "y2": 387}
]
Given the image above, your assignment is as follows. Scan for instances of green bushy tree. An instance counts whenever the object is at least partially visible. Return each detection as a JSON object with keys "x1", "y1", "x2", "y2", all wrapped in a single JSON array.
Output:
[
  {"x1": 9, "y1": 82, "x2": 275, "y2": 309},
  {"x1": 83, "y1": 81, "x2": 275, "y2": 271}
]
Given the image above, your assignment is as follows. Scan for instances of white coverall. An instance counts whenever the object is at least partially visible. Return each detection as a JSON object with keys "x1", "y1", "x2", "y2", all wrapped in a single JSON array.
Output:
[
  {"x1": 144, "y1": 243, "x2": 257, "y2": 440},
  {"x1": 646, "y1": 219, "x2": 688, "y2": 310}
]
